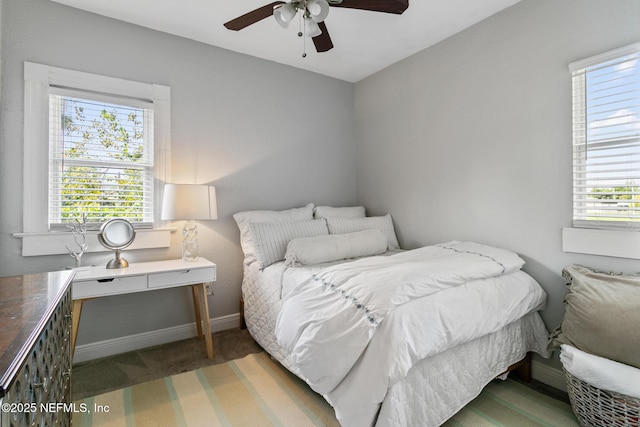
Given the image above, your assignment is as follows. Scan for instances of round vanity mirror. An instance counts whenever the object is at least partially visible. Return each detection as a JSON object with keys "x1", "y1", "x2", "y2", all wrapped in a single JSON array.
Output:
[{"x1": 98, "y1": 218, "x2": 136, "y2": 268}]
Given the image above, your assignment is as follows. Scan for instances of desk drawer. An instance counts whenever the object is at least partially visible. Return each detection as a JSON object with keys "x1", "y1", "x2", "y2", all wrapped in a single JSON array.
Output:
[
  {"x1": 148, "y1": 266, "x2": 216, "y2": 289},
  {"x1": 73, "y1": 275, "x2": 147, "y2": 299}
]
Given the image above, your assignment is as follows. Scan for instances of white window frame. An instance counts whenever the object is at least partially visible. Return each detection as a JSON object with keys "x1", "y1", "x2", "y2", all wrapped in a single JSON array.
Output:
[
  {"x1": 19, "y1": 62, "x2": 172, "y2": 256},
  {"x1": 563, "y1": 42, "x2": 640, "y2": 260}
]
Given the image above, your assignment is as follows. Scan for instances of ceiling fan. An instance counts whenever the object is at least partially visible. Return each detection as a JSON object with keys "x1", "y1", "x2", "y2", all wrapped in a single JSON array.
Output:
[{"x1": 224, "y1": 0, "x2": 409, "y2": 55}]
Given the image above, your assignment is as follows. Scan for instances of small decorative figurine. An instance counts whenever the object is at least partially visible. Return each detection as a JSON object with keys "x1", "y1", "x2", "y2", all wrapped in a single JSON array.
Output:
[{"x1": 65, "y1": 213, "x2": 89, "y2": 268}]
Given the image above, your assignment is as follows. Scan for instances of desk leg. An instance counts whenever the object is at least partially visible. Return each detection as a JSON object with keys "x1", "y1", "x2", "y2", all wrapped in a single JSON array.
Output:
[
  {"x1": 191, "y1": 286, "x2": 203, "y2": 337},
  {"x1": 71, "y1": 300, "x2": 84, "y2": 358},
  {"x1": 194, "y1": 283, "x2": 214, "y2": 359}
]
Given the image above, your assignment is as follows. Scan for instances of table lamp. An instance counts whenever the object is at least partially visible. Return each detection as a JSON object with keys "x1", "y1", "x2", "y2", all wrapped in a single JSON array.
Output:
[{"x1": 161, "y1": 184, "x2": 218, "y2": 261}]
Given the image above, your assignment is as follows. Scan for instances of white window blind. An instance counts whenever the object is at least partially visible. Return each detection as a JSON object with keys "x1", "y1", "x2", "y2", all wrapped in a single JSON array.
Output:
[
  {"x1": 48, "y1": 88, "x2": 155, "y2": 229},
  {"x1": 571, "y1": 42, "x2": 640, "y2": 230}
]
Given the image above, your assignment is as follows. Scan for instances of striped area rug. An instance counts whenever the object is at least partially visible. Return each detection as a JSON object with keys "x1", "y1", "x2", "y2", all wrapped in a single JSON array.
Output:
[
  {"x1": 73, "y1": 351, "x2": 338, "y2": 427},
  {"x1": 73, "y1": 352, "x2": 578, "y2": 427}
]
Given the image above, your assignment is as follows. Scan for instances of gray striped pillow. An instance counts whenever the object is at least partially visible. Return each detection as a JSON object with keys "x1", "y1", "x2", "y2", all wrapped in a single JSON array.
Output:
[
  {"x1": 249, "y1": 219, "x2": 329, "y2": 269},
  {"x1": 233, "y1": 204, "x2": 314, "y2": 266},
  {"x1": 326, "y1": 214, "x2": 400, "y2": 250}
]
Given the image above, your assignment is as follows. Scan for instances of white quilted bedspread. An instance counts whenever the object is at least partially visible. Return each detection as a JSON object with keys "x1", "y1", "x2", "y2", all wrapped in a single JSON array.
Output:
[{"x1": 274, "y1": 241, "x2": 547, "y2": 426}]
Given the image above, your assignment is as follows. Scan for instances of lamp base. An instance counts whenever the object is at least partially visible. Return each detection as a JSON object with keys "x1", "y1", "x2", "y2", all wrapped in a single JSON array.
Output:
[
  {"x1": 182, "y1": 241, "x2": 199, "y2": 262},
  {"x1": 182, "y1": 220, "x2": 199, "y2": 262}
]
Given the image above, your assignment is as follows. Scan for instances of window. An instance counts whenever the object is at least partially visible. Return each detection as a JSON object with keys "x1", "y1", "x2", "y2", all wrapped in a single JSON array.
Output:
[
  {"x1": 23, "y1": 62, "x2": 170, "y2": 234},
  {"x1": 571, "y1": 42, "x2": 640, "y2": 230},
  {"x1": 48, "y1": 90, "x2": 155, "y2": 229}
]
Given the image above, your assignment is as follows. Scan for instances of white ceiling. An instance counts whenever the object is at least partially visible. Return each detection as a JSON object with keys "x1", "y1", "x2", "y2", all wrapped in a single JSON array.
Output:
[{"x1": 51, "y1": 0, "x2": 521, "y2": 82}]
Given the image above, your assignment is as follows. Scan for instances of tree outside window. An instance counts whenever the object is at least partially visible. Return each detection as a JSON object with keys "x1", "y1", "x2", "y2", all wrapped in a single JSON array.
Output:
[{"x1": 49, "y1": 94, "x2": 154, "y2": 228}]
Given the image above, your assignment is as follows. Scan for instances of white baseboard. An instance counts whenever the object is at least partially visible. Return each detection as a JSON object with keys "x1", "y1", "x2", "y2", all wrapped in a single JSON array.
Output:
[
  {"x1": 73, "y1": 313, "x2": 241, "y2": 364},
  {"x1": 532, "y1": 359, "x2": 567, "y2": 392}
]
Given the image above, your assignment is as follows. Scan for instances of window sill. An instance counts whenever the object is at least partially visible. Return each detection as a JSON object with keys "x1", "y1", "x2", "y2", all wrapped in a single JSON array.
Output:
[
  {"x1": 15, "y1": 228, "x2": 174, "y2": 257},
  {"x1": 562, "y1": 227, "x2": 640, "y2": 260}
]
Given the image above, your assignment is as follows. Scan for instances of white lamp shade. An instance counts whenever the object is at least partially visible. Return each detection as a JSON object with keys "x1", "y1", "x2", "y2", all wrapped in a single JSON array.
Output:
[
  {"x1": 304, "y1": 17, "x2": 322, "y2": 37},
  {"x1": 307, "y1": 0, "x2": 329, "y2": 23},
  {"x1": 274, "y1": 3, "x2": 297, "y2": 28},
  {"x1": 161, "y1": 184, "x2": 218, "y2": 221}
]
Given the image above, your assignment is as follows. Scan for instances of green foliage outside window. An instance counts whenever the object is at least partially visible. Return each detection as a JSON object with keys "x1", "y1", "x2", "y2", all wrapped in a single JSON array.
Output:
[{"x1": 57, "y1": 98, "x2": 150, "y2": 224}]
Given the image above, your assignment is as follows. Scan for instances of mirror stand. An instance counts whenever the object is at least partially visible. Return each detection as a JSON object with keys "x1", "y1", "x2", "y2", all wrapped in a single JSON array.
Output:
[{"x1": 106, "y1": 248, "x2": 129, "y2": 269}]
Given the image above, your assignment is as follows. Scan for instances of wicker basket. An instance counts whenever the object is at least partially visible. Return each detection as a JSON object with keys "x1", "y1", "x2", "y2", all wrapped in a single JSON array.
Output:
[{"x1": 564, "y1": 368, "x2": 640, "y2": 426}]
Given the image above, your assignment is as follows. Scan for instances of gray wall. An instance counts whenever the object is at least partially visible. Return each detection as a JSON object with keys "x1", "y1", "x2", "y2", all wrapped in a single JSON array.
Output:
[
  {"x1": 2, "y1": 0, "x2": 639, "y2": 373},
  {"x1": 355, "y1": 0, "x2": 640, "y2": 368},
  {"x1": 0, "y1": 0, "x2": 356, "y2": 344}
]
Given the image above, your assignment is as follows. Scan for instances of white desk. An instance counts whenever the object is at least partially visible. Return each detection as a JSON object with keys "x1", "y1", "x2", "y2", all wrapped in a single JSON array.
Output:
[{"x1": 71, "y1": 258, "x2": 216, "y2": 359}]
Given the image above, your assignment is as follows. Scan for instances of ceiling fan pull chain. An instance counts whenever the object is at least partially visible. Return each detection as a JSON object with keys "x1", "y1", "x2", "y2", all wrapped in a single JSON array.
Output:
[{"x1": 300, "y1": 11, "x2": 307, "y2": 58}]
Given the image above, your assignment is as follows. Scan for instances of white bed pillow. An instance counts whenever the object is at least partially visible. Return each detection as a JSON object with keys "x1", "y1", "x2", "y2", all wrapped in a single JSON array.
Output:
[
  {"x1": 285, "y1": 230, "x2": 387, "y2": 267},
  {"x1": 313, "y1": 205, "x2": 366, "y2": 219},
  {"x1": 326, "y1": 214, "x2": 400, "y2": 250},
  {"x1": 233, "y1": 203, "x2": 314, "y2": 265},
  {"x1": 249, "y1": 219, "x2": 329, "y2": 269}
]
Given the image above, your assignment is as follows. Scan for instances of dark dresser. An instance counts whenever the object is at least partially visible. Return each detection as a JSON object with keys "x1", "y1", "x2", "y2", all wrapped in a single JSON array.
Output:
[{"x1": 0, "y1": 271, "x2": 74, "y2": 427}]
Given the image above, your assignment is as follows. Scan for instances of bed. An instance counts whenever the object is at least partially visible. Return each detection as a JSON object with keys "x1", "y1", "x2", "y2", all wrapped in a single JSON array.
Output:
[{"x1": 235, "y1": 204, "x2": 550, "y2": 426}]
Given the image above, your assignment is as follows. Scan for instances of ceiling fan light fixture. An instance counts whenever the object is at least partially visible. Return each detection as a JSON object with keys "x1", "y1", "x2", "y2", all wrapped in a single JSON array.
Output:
[
  {"x1": 307, "y1": 0, "x2": 330, "y2": 23},
  {"x1": 273, "y1": 3, "x2": 297, "y2": 28},
  {"x1": 304, "y1": 16, "x2": 322, "y2": 37},
  {"x1": 224, "y1": 0, "x2": 409, "y2": 54}
]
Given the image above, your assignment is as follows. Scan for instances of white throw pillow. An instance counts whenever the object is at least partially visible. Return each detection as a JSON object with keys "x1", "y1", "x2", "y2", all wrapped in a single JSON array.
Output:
[
  {"x1": 285, "y1": 230, "x2": 387, "y2": 267},
  {"x1": 313, "y1": 205, "x2": 366, "y2": 219},
  {"x1": 249, "y1": 219, "x2": 329, "y2": 269},
  {"x1": 233, "y1": 203, "x2": 314, "y2": 265},
  {"x1": 326, "y1": 214, "x2": 400, "y2": 250}
]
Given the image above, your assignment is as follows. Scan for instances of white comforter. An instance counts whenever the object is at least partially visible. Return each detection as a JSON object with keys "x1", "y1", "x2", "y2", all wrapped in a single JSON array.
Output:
[{"x1": 275, "y1": 241, "x2": 547, "y2": 426}]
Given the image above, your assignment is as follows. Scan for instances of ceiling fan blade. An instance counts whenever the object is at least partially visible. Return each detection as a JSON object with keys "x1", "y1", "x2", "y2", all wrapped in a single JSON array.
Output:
[
  {"x1": 224, "y1": 1, "x2": 286, "y2": 31},
  {"x1": 330, "y1": 0, "x2": 408, "y2": 14},
  {"x1": 312, "y1": 22, "x2": 333, "y2": 52}
]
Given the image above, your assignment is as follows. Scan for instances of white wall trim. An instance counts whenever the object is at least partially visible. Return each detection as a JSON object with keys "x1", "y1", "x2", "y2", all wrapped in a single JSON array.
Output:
[
  {"x1": 562, "y1": 227, "x2": 640, "y2": 260},
  {"x1": 532, "y1": 359, "x2": 567, "y2": 392},
  {"x1": 569, "y1": 41, "x2": 640, "y2": 72},
  {"x1": 72, "y1": 313, "x2": 241, "y2": 364},
  {"x1": 16, "y1": 227, "x2": 173, "y2": 256}
]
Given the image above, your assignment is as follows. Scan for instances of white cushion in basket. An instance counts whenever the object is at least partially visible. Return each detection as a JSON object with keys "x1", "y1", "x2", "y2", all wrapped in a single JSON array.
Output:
[
  {"x1": 285, "y1": 229, "x2": 387, "y2": 267},
  {"x1": 249, "y1": 219, "x2": 329, "y2": 269},
  {"x1": 560, "y1": 344, "x2": 640, "y2": 399},
  {"x1": 313, "y1": 205, "x2": 366, "y2": 219},
  {"x1": 326, "y1": 214, "x2": 400, "y2": 250},
  {"x1": 233, "y1": 203, "x2": 314, "y2": 265}
]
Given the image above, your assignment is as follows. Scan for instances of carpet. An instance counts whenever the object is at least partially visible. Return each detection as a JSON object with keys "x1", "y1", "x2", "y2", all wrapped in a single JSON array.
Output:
[{"x1": 73, "y1": 352, "x2": 578, "y2": 427}]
